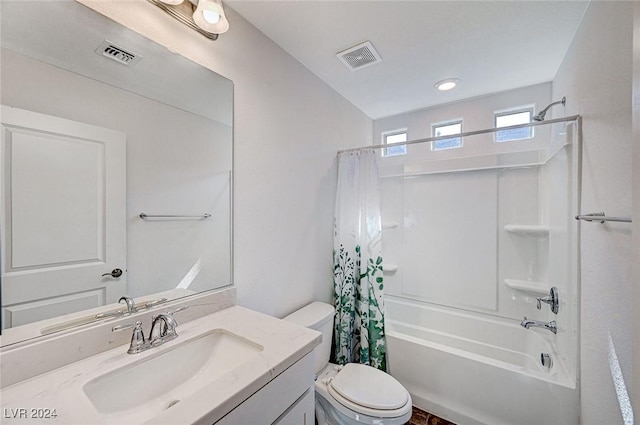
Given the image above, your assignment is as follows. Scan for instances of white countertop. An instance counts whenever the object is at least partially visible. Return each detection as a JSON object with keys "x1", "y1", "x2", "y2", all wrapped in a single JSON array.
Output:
[{"x1": 0, "y1": 306, "x2": 321, "y2": 425}]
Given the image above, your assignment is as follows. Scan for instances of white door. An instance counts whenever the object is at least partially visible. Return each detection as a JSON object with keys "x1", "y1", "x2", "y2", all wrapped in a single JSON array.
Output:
[{"x1": 1, "y1": 105, "x2": 126, "y2": 329}]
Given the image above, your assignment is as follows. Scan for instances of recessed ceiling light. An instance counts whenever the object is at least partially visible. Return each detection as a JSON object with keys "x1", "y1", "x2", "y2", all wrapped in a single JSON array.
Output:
[{"x1": 435, "y1": 78, "x2": 460, "y2": 91}]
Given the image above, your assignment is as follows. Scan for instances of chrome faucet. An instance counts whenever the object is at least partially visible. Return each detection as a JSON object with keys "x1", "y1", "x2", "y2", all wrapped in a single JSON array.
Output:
[
  {"x1": 149, "y1": 313, "x2": 180, "y2": 345},
  {"x1": 119, "y1": 296, "x2": 138, "y2": 313},
  {"x1": 520, "y1": 317, "x2": 557, "y2": 334},
  {"x1": 112, "y1": 305, "x2": 188, "y2": 354}
]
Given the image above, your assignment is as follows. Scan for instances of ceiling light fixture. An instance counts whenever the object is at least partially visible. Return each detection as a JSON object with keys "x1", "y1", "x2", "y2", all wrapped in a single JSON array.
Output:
[
  {"x1": 435, "y1": 78, "x2": 460, "y2": 91},
  {"x1": 149, "y1": 0, "x2": 229, "y2": 40}
]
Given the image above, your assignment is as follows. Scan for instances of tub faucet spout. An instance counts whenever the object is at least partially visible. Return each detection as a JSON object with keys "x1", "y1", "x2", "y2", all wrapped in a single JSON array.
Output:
[{"x1": 520, "y1": 317, "x2": 557, "y2": 334}]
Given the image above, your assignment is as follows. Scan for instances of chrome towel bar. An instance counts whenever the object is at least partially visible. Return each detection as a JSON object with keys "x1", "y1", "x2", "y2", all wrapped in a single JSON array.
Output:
[
  {"x1": 139, "y1": 213, "x2": 211, "y2": 219},
  {"x1": 575, "y1": 212, "x2": 631, "y2": 223}
]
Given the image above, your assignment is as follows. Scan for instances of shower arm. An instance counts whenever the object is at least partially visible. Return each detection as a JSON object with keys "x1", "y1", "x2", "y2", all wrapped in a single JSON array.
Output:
[{"x1": 533, "y1": 97, "x2": 566, "y2": 121}]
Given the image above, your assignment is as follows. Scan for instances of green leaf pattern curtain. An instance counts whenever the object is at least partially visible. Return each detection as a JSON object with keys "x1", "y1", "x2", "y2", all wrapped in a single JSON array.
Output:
[{"x1": 333, "y1": 148, "x2": 386, "y2": 370}]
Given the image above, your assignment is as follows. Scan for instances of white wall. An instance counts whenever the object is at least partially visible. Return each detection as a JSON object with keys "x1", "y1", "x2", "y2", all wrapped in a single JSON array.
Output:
[
  {"x1": 632, "y1": 0, "x2": 640, "y2": 415},
  {"x1": 373, "y1": 83, "x2": 551, "y2": 143},
  {"x1": 552, "y1": 2, "x2": 635, "y2": 424},
  {"x1": 78, "y1": 0, "x2": 373, "y2": 318}
]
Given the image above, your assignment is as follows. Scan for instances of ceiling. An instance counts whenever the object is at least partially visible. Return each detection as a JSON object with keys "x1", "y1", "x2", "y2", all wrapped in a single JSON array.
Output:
[{"x1": 226, "y1": 0, "x2": 589, "y2": 120}]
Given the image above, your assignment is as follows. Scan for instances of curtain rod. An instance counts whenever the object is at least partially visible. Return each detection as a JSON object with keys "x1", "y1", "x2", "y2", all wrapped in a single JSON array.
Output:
[{"x1": 338, "y1": 114, "x2": 581, "y2": 154}]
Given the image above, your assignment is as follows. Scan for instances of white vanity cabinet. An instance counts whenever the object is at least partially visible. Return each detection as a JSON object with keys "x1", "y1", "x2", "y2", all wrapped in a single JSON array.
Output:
[
  {"x1": 273, "y1": 390, "x2": 315, "y2": 425},
  {"x1": 214, "y1": 352, "x2": 315, "y2": 425}
]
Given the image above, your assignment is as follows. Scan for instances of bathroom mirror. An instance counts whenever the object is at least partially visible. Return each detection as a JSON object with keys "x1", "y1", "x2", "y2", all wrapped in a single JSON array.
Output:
[{"x1": 0, "y1": 0, "x2": 233, "y2": 346}]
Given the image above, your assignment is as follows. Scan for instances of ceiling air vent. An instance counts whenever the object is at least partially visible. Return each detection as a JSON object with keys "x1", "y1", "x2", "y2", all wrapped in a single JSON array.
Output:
[
  {"x1": 337, "y1": 41, "x2": 382, "y2": 71},
  {"x1": 95, "y1": 40, "x2": 142, "y2": 66}
]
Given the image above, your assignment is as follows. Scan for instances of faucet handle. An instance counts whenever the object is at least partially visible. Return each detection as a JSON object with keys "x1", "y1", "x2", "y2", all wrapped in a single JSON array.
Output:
[
  {"x1": 112, "y1": 321, "x2": 139, "y2": 332},
  {"x1": 112, "y1": 321, "x2": 148, "y2": 354},
  {"x1": 536, "y1": 287, "x2": 559, "y2": 314},
  {"x1": 163, "y1": 305, "x2": 188, "y2": 333},
  {"x1": 151, "y1": 305, "x2": 188, "y2": 326}
]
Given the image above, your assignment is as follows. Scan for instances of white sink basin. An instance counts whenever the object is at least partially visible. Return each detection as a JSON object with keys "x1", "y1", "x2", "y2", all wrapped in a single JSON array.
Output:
[{"x1": 83, "y1": 329, "x2": 263, "y2": 423}]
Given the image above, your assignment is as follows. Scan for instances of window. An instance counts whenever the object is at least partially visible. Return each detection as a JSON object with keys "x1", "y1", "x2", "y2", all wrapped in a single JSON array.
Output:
[
  {"x1": 432, "y1": 120, "x2": 462, "y2": 150},
  {"x1": 382, "y1": 130, "x2": 407, "y2": 157},
  {"x1": 495, "y1": 108, "x2": 533, "y2": 142}
]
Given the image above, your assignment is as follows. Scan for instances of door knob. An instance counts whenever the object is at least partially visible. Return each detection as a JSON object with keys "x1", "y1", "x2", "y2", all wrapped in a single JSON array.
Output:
[{"x1": 102, "y1": 268, "x2": 123, "y2": 278}]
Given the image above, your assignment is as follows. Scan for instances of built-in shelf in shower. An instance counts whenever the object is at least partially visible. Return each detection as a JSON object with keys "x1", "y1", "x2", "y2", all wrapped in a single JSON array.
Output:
[
  {"x1": 504, "y1": 224, "x2": 549, "y2": 237},
  {"x1": 504, "y1": 279, "x2": 549, "y2": 296}
]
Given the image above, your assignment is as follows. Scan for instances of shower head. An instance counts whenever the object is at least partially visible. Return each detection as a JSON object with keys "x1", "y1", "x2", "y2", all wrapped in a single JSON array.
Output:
[{"x1": 532, "y1": 97, "x2": 566, "y2": 122}]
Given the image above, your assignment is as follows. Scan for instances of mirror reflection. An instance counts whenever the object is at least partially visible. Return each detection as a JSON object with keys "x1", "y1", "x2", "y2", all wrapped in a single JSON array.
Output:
[{"x1": 0, "y1": 0, "x2": 233, "y2": 345}]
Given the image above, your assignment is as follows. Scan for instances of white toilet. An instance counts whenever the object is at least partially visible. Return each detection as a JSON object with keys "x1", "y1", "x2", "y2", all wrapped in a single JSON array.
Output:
[{"x1": 283, "y1": 302, "x2": 412, "y2": 425}]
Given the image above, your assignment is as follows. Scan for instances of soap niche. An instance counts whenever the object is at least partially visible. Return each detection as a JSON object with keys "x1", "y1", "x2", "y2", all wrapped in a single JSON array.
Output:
[{"x1": 503, "y1": 225, "x2": 550, "y2": 297}]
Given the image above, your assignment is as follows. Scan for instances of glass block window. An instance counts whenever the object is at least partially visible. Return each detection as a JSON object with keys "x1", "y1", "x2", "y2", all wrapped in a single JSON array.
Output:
[
  {"x1": 432, "y1": 120, "x2": 462, "y2": 151},
  {"x1": 382, "y1": 130, "x2": 407, "y2": 157},
  {"x1": 495, "y1": 109, "x2": 533, "y2": 142}
]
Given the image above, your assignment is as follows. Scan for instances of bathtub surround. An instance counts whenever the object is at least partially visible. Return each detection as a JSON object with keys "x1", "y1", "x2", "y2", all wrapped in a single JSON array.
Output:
[
  {"x1": 333, "y1": 149, "x2": 387, "y2": 370},
  {"x1": 372, "y1": 85, "x2": 581, "y2": 423}
]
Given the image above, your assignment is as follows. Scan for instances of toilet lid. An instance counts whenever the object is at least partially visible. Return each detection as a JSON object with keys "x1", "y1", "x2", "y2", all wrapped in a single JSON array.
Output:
[{"x1": 329, "y1": 363, "x2": 409, "y2": 411}]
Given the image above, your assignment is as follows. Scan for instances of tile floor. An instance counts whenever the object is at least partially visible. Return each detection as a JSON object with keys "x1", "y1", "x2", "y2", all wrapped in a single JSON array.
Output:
[{"x1": 406, "y1": 406, "x2": 457, "y2": 425}]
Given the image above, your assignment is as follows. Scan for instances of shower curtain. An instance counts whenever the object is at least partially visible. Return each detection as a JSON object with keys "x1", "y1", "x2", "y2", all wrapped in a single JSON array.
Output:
[{"x1": 333, "y1": 148, "x2": 386, "y2": 371}]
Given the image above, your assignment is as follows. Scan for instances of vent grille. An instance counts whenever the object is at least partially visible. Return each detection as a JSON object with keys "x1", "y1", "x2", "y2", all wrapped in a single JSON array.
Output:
[
  {"x1": 337, "y1": 41, "x2": 382, "y2": 71},
  {"x1": 95, "y1": 40, "x2": 142, "y2": 66}
]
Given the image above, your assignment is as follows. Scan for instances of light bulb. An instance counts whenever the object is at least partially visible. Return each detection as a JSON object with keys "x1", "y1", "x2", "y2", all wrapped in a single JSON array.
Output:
[
  {"x1": 202, "y1": 10, "x2": 220, "y2": 24},
  {"x1": 435, "y1": 78, "x2": 460, "y2": 91},
  {"x1": 437, "y1": 81, "x2": 456, "y2": 91},
  {"x1": 193, "y1": 0, "x2": 229, "y2": 34}
]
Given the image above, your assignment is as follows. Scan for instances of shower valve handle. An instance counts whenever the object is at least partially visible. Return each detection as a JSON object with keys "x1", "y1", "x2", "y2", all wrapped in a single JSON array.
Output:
[{"x1": 536, "y1": 287, "x2": 559, "y2": 314}]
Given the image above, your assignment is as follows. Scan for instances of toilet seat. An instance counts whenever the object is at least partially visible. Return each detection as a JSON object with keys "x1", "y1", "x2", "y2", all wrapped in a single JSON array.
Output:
[{"x1": 326, "y1": 363, "x2": 410, "y2": 418}]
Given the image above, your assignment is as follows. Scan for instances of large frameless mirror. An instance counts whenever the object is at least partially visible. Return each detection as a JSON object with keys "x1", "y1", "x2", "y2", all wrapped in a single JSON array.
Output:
[{"x1": 0, "y1": 0, "x2": 233, "y2": 346}]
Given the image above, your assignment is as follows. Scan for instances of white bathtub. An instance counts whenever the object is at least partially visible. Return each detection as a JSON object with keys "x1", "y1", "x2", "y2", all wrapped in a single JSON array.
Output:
[{"x1": 385, "y1": 297, "x2": 579, "y2": 425}]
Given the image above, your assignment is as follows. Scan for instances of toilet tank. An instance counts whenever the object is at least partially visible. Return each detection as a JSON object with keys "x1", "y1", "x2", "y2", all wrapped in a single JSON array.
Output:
[{"x1": 283, "y1": 302, "x2": 334, "y2": 374}]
